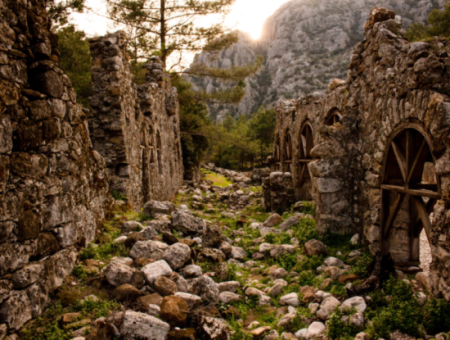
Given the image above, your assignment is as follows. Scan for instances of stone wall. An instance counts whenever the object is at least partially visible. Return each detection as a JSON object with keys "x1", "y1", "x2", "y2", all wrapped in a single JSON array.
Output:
[
  {"x1": 0, "y1": 0, "x2": 111, "y2": 331},
  {"x1": 270, "y1": 8, "x2": 450, "y2": 299},
  {"x1": 89, "y1": 33, "x2": 184, "y2": 210}
]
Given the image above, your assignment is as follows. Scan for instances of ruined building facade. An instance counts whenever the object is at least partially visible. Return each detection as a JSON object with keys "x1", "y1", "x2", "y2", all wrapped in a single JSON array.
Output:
[
  {"x1": 0, "y1": 0, "x2": 184, "y2": 332},
  {"x1": 268, "y1": 8, "x2": 450, "y2": 299},
  {"x1": 89, "y1": 32, "x2": 183, "y2": 210}
]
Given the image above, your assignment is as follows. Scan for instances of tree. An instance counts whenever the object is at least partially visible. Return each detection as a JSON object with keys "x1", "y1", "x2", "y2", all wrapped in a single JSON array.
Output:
[
  {"x1": 57, "y1": 25, "x2": 92, "y2": 107},
  {"x1": 406, "y1": 1, "x2": 450, "y2": 41},
  {"x1": 107, "y1": 0, "x2": 238, "y2": 69},
  {"x1": 47, "y1": 0, "x2": 86, "y2": 28}
]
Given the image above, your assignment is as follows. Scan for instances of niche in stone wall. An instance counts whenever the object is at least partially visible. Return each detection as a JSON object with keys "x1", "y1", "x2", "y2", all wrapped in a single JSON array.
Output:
[
  {"x1": 284, "y1": 131, "x2": 293, "y2": 172},
  {"x1": 326, "y1": 108, "x2": 341, "y2": 126},
  {"x1": 380, "y1": 123, "x2": 441, "y2": 270},
  {"x1": 297, "y1": 121, "x2": 314, "y2": 201},
  {"x1": 273, "y1": 134, "x2": 281, "y2": 171}
]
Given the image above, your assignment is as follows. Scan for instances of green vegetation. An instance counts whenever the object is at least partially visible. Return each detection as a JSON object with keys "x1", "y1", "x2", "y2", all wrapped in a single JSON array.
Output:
[
  {"x1": 208, "y1": 106, "x2": 277, "y2": 170},
  {"x1": 56, "y1": 25, "x2": 92, "y2": 107},
  {"x1": 202, "y1": 169, "x2": 233, "y2": 187},
  {"x1": 111, "y1": 190, "x2": 127, "y2": 201},
  {"x1": 406, "y1": 0, "x2": 450, "y2": 41}
]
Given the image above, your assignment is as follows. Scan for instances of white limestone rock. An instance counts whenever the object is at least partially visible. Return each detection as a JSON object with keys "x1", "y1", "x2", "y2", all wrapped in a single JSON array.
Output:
[
  {"x1": 162, "y1": 243, "x2": 191, "y2": 270},
  {"x1": 280, "y1": 292, "x2": 300, "y2": 307},
  {"x1": 129, "y1": 240, "x2": 169, "y2": 260},
  {"x1": 141, "y1": 260, "x2": 173, "y2": 284},
  {"x1": 121, "y1": 311, "x2": 170, "y2": 340},
  {"x1": 317, "y1": 296, "x2": 341, "y2": 320},
  {"x1": 104, "y1": 261, "x2": 135, "y2": 287}
]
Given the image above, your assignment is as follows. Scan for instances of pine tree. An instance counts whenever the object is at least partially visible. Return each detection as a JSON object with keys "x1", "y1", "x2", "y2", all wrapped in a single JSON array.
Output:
[{"x1": 47, "y1": 0, "x2": 86, "y2": 28}]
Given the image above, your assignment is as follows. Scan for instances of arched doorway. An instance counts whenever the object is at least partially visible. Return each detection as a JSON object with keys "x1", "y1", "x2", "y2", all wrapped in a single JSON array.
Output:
[
  {"x1": 326, "y1": 109, "x2": 341, "y2": 126},
  {"x1": 283, "y1": 131, "x2": 293, "y2": 172},
  {"x1": 297, "y1": 122, "x2": 314, "y2": 200},
  {"x1": 380, "y1": 123, "x2": 441, "y2": 267}
]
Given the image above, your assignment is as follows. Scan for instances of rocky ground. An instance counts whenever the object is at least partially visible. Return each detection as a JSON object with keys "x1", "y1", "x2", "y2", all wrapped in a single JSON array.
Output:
[{"x1": 8, "y1": 167, "x2": 450, "y2": 340}]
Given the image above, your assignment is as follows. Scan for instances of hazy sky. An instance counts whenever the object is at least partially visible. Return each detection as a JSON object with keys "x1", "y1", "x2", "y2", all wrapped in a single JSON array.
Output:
[{"x1": 71, "y1": 0, "x2": 291, "y2": 40}]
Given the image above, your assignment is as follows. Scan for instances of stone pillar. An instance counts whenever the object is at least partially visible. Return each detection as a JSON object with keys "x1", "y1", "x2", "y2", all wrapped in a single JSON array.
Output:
[{"x1": 263, "y1": 172, "x2": 296, "y2": 213}]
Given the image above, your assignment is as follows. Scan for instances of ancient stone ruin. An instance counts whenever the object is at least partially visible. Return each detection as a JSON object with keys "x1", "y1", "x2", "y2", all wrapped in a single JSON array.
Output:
[
  {"x1": 267, "y1": 8, "x2": 450, "y2": 299},
  {"x1": 89, "y1": 33, "x2": 183, "y2": 210},
  {"x1": 0, "y1": 0, "x2": 183, "y2": 331}
]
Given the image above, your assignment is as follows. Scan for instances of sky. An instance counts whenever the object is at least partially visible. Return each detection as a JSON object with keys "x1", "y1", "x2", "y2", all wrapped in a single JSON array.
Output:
[{"x1": 71, "y1": 0, "x2": 291, "y2": 40}]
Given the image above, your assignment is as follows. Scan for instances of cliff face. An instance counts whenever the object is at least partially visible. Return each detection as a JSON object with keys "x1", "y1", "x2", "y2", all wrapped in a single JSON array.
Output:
[{"x1": 190, "y1": 0, "x2": 446, "y2": 121}]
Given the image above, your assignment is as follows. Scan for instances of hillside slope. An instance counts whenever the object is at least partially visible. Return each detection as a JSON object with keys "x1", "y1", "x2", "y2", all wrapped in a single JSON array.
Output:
[{"x1": 189, "y1": 0, "x2": 445, "y2": 121}]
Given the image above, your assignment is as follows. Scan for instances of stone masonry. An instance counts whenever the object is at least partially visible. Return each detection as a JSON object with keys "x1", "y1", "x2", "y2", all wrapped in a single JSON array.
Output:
[
  {"x1": 89, "y1": 33, "x2": 183, "y2": 210},
  {"x1": 269, "y1": 8, "x2": 450, "y2": 299},
  {"x1": 0, "y1": 0, "x2": 111, "y2": 331}
]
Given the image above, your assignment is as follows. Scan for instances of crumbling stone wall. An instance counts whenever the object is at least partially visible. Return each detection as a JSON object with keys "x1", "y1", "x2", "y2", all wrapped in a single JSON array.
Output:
[
  {"x1": 0, "y1": 0, "x2": 111, "y2": 332},
  {"x1": 270, "y1": 8, "x2": 450, "y2": 299},
  {"x1": 89, "y1": 33, "x2": 183, "y2": 210}
]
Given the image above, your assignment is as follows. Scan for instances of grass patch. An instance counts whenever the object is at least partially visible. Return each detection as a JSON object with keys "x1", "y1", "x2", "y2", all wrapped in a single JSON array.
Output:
[{"x1": 202, "y1": 169, "x2": 233, "y2": 187}]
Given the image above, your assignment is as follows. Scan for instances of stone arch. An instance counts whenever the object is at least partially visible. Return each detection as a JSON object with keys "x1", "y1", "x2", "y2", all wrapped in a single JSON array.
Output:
[
  {"x1": 380, "y1": 121, "x2": 441, "y2": 266},
  {"x1": 296, "y1": 120, "x2": 314, "y2": 200},
  {"x1": 326, "y1": 108, "x2": 341, "y2": 126},
  {"x1": 283, "y1": 130, "x2": 293, "y2": 172}
]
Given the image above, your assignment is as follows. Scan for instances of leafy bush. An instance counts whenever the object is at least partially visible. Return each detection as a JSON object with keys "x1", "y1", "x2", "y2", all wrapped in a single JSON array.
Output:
[
  {"x1": 111, "y1": 190, "x2": 127, "y2": 201},
  {"x1": 366, "y1": 278, "x2": 423, "y2": 339},
  {"x1": 264, "y1": 232, "x2": 276, "y2": 244},
  {"x1": 423, "y1": 298, "x2": 450, "y2": 335},
  {"x1": 327, "y1": 308, "x2": 359, "y2": 340},
  {"x1": 72, "y1": 265, "x2": 88, "y2": 281},
  {"x1": 351, "y1": 251, "x2": 373, "y2": 278},
  {"x1": 291, "y1": 218, "x2": 319, "y2": 246}
]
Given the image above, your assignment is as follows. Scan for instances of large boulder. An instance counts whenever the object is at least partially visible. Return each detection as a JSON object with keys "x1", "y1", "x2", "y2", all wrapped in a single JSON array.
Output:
[
  {"x1": 129, "y1": 241, "x2": 169, "y2": 260},
  {"x1": 104, "y1": 261, "x2": 135, "y2": 287},
  {"x1": 163, "y1": 243, "x2": 191, "y2": 270},
  {"x1": 172, "y1": 210, "x2": 206, "y2": 234},
  {"x1": 142, "y1": 260, "x2": 173, "y2": 284},
  {"x1": 121, "y1": 311, "x2": 170, "y2": 340},
  {"x1": 304, "y1": 239, "x2": 327, "y2": 256},
  {"x1": 160, "y1": 296, "x2": 189, "y2": 327},
  {"x1": 143, "y1": 201, "x2": 175, "y2": 217}
]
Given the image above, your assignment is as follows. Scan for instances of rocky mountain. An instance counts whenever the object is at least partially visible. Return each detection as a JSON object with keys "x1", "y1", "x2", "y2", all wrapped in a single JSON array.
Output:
[{"x1": 189, "y1": 0, "x2": 446, "y2": 121}]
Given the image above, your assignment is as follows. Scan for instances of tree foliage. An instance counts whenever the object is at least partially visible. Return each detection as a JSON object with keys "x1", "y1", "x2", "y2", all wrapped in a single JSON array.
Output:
[
  {"x1": 47, "y1": 0, "x2": 85, "y2": 28},
  {"x1": 207, "y1": 106, "x2": 276, "y2": 170},
  {"x1": 406, "y1": 0, "x2": 450, "y2": 41},
  {"x1": 56, "y1": 25, "x2": 92, "y2": 107},
  {"x1": 106, "y1": 0, "x2": 239, "y2": 69}
]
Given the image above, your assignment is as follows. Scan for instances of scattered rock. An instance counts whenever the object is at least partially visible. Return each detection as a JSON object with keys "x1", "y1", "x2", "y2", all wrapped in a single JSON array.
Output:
[
  {"x1": 263, "y1": 214, "x2": 283, "y2": 227},
  {"x1": 218, "y1": 281, "x2": 240, "y2": 293},
  {"x1": 280, "y1": 293, "x2": 300, "y2": 307},
  {"x1": 143, "y1": 201, "x2": 175, "y2": 217},
  {"x1": 160, "y1": 295, "x2": 189, "y2": 327},
  {"x1": 141, "y1": 260, "x2": 173, "y2": 284},
  {"x1": 195, "y1": 276, "x2": 219, "y2": 303},
  {"x1": 129, "y1": 240, "x2": 169, "y2": 261},
  {"x1": 136, "y1": 293, "x2": 164, "y2": 312},
  {"x1": 180, "y1": 265, "x2": 202, "y2": 278},
  {"x1": 199, "y1": 316, "x2": 230, "y2": 340},
  {"x1": 218, "y1": 292, "x2": 241, "y2": 304},
  {"x1": 154, "y1": 277, "x2": 178, "y2": 296},
  {"x1": 340, "y1": 296, "x2": 367, "y2": 313},
  {"x1": 121, "y1": 311, "x2": 170, "y2": 340},
  {"x1": 104, "y1": 261, "x2": 135, "y2": 287},
  {"x1": 279, "y1": 217, "x2": 299, "y2": 231},
  {"x1": 112, "y1": 284, "x2": 141, "y2": 302},
  {"x1": 175, "y1": 292, "x2": 202, "y2": 310},
  {"x1": 168, "y1": 328, "x2": 196, "y2": 340},
  {"x1": 230, "y1": 247, "x2": 246, "y2": 261},
  {"x1": 163, "y1": 243, "x2": 191, "y2": 270},
  {"x1": 122, "y1": 221, "x2": 143, "y2": 233},
  {"x1": 305, "y1": 239, "x2": 327, "y2": 256},
  {"x1": 317, "y1": 296, "x2": 341, "y2": 320}
]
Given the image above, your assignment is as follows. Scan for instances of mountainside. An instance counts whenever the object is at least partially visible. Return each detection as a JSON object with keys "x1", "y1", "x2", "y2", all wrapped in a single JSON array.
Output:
[{"x1": 189, "y1": 0, "x2": 446, "y2": 121}]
